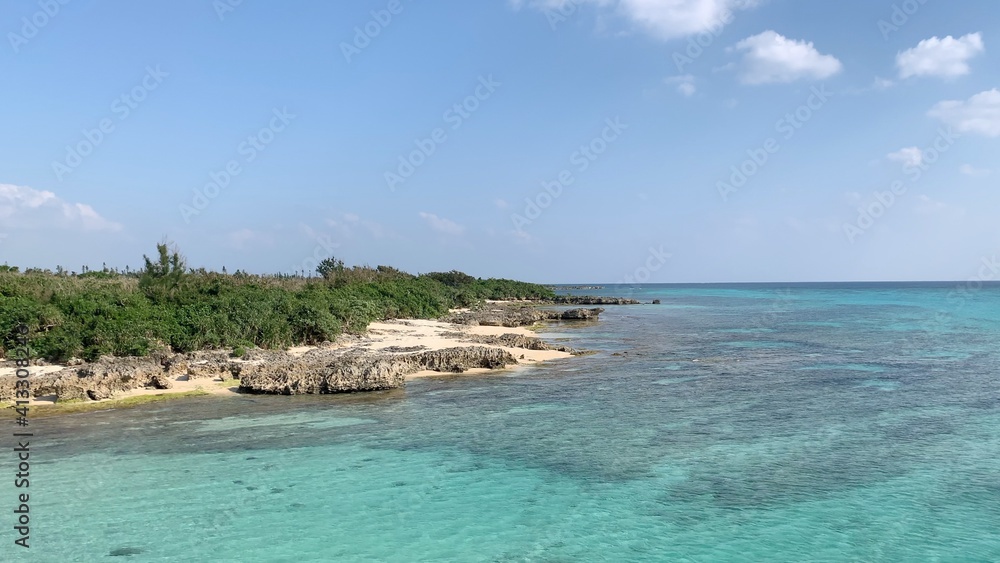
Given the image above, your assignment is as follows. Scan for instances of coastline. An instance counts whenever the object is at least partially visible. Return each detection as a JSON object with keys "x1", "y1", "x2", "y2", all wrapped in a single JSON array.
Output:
[
  {"x1": 369, "y1": 319, "x2": 574, "y2": 379},
  {"x1": 2, "y1": 313, "x2": 585, "y2": 416}
]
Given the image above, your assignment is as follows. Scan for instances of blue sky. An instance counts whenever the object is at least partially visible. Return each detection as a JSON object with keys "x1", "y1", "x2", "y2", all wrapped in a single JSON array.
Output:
[{"x1": 1, "y1": 0, "x2": 998, "y2": 283}]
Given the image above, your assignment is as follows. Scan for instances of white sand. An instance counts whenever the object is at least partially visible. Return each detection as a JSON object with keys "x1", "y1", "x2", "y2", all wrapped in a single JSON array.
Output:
[
  {"x1": 4, "y1": 318, "x2": 572, "y2": 405},
  {"x1": 363, "y1": 319, "x2": 572, "y2": 379}
]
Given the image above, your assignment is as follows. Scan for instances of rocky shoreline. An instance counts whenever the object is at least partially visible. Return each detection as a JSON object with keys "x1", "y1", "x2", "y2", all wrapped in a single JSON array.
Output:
[
  {"x1": 1, "y1": 304, "x2": 609, "y2": 404},
  {"x1": 239, "y1": 346, "x2": 520, "y2": 395},
  {"x1": 444, "y1": 305, "x2": 606, "y2": 327},
  {"x1": 552, "y1": 296, "x2": 643, "y2": 305}
]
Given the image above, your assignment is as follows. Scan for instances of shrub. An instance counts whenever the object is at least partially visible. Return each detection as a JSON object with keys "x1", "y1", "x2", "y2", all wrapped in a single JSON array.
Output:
[{"x1": 1, "y1": 244, "x2": 554, "y2": 361}]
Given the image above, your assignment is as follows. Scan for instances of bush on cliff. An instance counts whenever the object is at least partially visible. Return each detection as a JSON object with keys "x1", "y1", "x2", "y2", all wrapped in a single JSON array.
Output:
[{"x1": 0, "y1": 245, "x2": 554, "y2": 362}]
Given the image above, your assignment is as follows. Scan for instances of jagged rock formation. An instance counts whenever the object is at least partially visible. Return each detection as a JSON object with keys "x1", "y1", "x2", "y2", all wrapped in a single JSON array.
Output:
[
  {"x1": 445, "y1": 332, "x2": 549, "y2": 350},
  {"x1": 47, "y1": 357, "x2": 172, "y2": 401},
  {"x1": 558, "y1": 308, "x2": 604, "y2": 320},
  {"x1": 0, "y1": 345, "x2": 522, "y2": 401},
  {"x1": 445, "y1": 306, "x2": 605, "y2": 327},
  {"x1": 237, "y1": 354, "x2": 412, "y2": 395},
  {"x1": 411, "y1": 346, "x2": 516, "y2": 372},
  {"x1": 447, "y1": 332, "x2": 583, "y2": 355},
  {"x1": 0, "y1": 377, "x2": 16, "y2": 402},
  {"x1": 0, "y1": 351, "x2": 240, "y2": 403},
  {"x1": 238, "y1": 346, "x2": 518, "y2": 395},
  {"x1": 552, "y1": 296, "x2": 641, "y2": 305}
]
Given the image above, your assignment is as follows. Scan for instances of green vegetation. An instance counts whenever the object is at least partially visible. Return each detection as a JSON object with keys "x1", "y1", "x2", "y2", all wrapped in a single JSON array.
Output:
[{"x1": 0, "y1": 244, "x2": 554, "y2": 362}]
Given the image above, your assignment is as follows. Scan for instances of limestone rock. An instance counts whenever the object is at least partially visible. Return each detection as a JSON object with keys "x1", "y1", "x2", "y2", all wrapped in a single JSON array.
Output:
[
  {"x1": 238, "y1": 346, "x2": 518, "y2": 395},
  {"x1": 444, "y1": 304, "x2": 605, "y2": 327},
  {"x1": 553, "y1": 296, "x2": 640, "y2": 305},
  {"x1": 450, "y1": 332, "x2": 579, "y2": 354}
]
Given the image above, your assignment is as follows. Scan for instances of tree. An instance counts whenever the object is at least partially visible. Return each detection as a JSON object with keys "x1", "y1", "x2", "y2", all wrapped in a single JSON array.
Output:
[
  {"x1": 139, "y1": 242, "x2": 187, "y2": 301},
  {"x1": 316, "y1": 257, "x2": 345, "y2": 279},
  {"x1": 425, "y1": 270, "x2": 476, "y2": 287}
]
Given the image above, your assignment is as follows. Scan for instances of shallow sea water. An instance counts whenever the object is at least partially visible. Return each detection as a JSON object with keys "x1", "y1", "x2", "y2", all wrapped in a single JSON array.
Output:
[{"x1": 22, "y1": 283, "x2": 1000, "y2": 561}]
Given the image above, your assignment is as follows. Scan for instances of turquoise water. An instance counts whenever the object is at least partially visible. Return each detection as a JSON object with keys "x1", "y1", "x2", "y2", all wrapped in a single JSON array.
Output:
[{"x1": 21, "y1": 283, "x2": 1000, "y2": 561}]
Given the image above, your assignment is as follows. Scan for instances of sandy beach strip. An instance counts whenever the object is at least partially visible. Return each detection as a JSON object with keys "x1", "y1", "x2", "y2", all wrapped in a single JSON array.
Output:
[
  {"x1": 3, "y1": 318, "x2": 572, "y2": 407},
  {"x1": 364, "y1": 319, "x2": 572, "y2": 379}
]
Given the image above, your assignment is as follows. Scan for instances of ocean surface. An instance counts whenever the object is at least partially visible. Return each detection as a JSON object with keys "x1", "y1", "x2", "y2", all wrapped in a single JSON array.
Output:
[{"x1": 21, "y1": 283, "x2": 1000, "y2": 561}]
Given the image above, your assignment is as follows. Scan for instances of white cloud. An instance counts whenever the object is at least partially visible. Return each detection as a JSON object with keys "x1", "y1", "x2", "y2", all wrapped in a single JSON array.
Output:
[
  {"x1": 227, "y1": 228, "x2": 275, "y2": 250},
  {"x1": 665, "y1": 74, "x2": 696, "y2": 96},
  {"x1": 913, "y1": 194, "x2": 964, "y2": 219},
  {"x1": 887, "y1": 147, "x2": 923, "y2": 168},
  {"x1": 959, "y1": 164, "x2": 991, "y2": 177},
  {"x1": 511, "y1": 0, "x2": 758, "y2": 40},
  {"x1": 509, "y1": 229, "x2": 537, "y2": 245},
  {"x1": 928, "y1": 89, "x2": 1000, "y2": 137},
  {"x1": 873, "y1": 77, "x2": 894, "y2": 90},
  {"x1": 896, "y1": 33, "x2": 984, "y2": 79},
  {"x1": 618, "y1": 0, "x2": 755, "y2": 40},
  {"x1": 731, "y1": 31, "x2": 842, "y2": 84},
  {"x1": 419, "y1": 212, "x2": 465, "y2": 236},
  {"x1": 494, "y1": 198, "x2": 510, "y2": 210},
  {"x1": 0, "y1": 184, "x2": 121, "y2": 232},
  {"x1": 325, "y1": 212, "x2": 393, "y2": 240},
  {"x1": 841, "y1": 76, "x2": 894, "y2": 97}
]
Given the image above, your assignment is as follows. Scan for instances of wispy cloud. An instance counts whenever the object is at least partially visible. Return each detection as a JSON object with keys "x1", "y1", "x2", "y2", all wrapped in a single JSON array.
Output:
[
  {"x1": 913, "y1": 194, "x2": 964, "y2": 220},
  {"x1": 419, "y1": 212, "x2": 465, "y2": 236},
  {"x1": 226, "y1": 228, "x2": 275, "y2": 250},
  {"x1": 886, "y1": 147, "x2": 923, "y2": 168},
  {"x1": 929, "y1": 89, "x2": 1000, "y2": 137},
  {"x1": 959, "y1": 163, "x2": 991, "y2": 177},
  {"x1": 665, "y1": 74, "x2": 697, "y2": 96},
  {"x1": 873, "y1": 77, "x2": 894, "y2": 90},
  {"x1": 325, "y1": 212, "x2": 394, "y2": 240},
  {"x1": 0, "y1": 184, "x2": 122, "y2": 232},
  {"x1": 511, "y1": 0, "x2": 758, "y2": 40}
]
